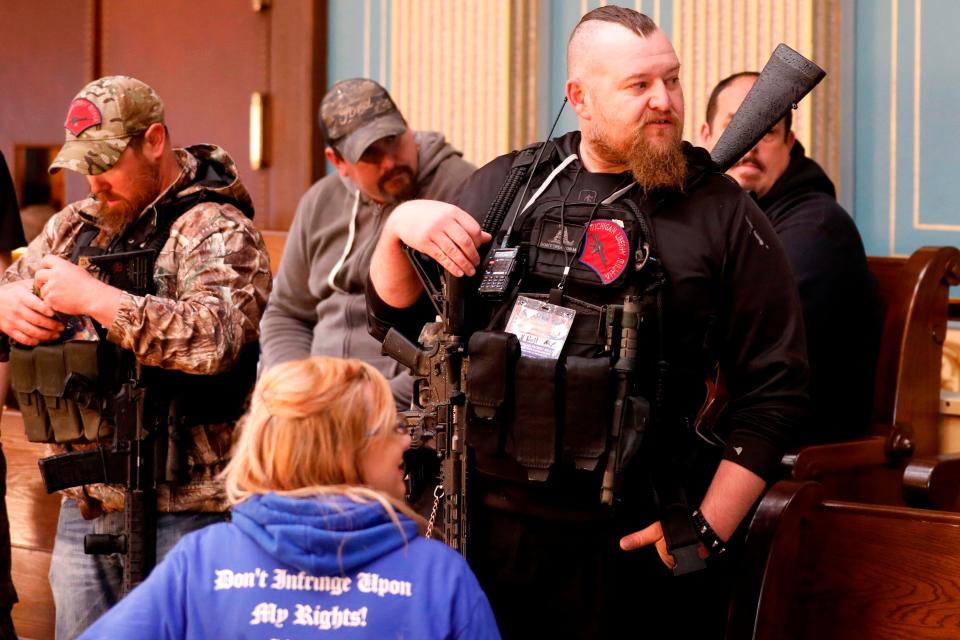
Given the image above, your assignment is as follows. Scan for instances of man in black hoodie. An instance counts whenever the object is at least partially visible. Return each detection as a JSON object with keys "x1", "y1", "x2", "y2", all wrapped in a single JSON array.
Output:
[{"x1": 701, "y1": 71, "x2": 878, "y2": 444}]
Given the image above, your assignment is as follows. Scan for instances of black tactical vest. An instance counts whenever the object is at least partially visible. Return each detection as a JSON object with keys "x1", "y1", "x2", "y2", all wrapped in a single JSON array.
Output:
[
  {"x1": 463, "y1": 149, "x2": 665, "y2": 503},
  {"x1": 10, "y1": 157, "x2": 257, "y2": 447}
]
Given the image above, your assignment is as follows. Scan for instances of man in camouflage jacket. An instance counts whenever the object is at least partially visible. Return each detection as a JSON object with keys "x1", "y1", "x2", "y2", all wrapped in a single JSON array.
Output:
[{"x1": 0, "y1": 76, "x2": 271, "y2": 639}]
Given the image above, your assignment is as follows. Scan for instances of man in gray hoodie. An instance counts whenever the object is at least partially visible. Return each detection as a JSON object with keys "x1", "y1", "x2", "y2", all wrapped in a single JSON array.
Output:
[{"x1": 260, "y1": 79, "x2": 475, "y2": 408}]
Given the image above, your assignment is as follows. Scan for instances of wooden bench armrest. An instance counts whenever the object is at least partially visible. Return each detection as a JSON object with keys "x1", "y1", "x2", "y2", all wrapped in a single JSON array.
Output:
[
  {"x1": 903, "y1": 452, "x2": 960, "y2": 510},
  {"x1": 781, "y1": 420, "x2": 915, "y2": 481},
  {"x1": 782, "y1": 437, "x2": 888, "y2": 480}
]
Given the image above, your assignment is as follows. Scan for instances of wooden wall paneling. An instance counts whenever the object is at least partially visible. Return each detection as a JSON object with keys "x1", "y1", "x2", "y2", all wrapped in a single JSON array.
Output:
[
  {"x1": 387, "y1": 0, "x2": 538, "y2": 167},
  {"x1": 4, "y1": 423, "x2": 59, "y2": 551},
  {"x1": 0, "y1": 1, "x2": 95, "y2": 208},
  {"x1": 99, "y1": 0, "x2": 271, "y2": 223},
  {"x1": 266, "y1": 0, "x2": 327, "y2": 233}
]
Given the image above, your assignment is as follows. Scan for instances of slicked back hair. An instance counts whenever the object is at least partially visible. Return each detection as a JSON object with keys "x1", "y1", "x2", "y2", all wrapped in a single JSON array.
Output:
[
  {"x1": 706, "y1": 71, "x2": 792, "y2": 140},
  {"x1": 572, "y1": 5, "x2": 657, "y2": 40}
]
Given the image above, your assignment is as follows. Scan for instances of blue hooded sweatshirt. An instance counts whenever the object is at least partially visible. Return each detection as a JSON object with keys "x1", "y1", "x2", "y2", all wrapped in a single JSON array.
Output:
[{"x1": 78, "y1": 493, "x2": 500, "y2": 639}]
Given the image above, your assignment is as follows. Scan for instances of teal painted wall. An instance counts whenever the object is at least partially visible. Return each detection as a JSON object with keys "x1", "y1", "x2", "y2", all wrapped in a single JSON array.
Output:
[
  {"x1": 855, "y1": 0, "x2": 960, "y2": 257},
  {"x1": 328, "y1": 1, "x2": 391, "y2": 87}
]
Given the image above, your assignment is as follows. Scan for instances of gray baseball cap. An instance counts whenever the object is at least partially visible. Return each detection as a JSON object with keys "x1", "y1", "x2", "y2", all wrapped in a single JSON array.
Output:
[{"x1": 320, "y1": 78, "x2": 407, "y2": 164}]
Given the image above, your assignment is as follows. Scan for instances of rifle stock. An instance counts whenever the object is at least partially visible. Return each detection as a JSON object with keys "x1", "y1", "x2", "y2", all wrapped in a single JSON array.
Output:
[{"x1": 710, "y1": 43, "x2": 826, "y2": 172}]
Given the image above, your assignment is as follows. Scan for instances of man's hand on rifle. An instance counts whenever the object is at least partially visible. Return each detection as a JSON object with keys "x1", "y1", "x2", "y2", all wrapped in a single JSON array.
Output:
[
  {"x1": 387, "y1": 200, "x2": 491, "y2": 277},
  {"x1": 0, "y1": 279, "x2": 64, "y2": 345},
  {"x1": 371, "y1": 199, "x2": 491, "y2": 308},
  {"x1": 34, "y1": 255, "x2": 122, "y2": 328}
]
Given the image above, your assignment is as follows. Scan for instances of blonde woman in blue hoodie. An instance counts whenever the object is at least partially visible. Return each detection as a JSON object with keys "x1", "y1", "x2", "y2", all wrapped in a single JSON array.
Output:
[{"x1": 79, "y1": 356, "x2": 500, "y2": 640}]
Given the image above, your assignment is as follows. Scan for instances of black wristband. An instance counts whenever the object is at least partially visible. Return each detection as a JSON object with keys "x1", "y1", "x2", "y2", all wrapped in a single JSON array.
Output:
[{"x1": 691, "y1": 509, "x2": 727, "y2": 556}]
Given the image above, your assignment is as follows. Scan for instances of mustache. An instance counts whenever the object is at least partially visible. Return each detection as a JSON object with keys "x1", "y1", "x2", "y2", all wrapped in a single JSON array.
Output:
[
  {"x1": 94, "y1": 191, "x2": 130, "y2": 214},
  {"x1": 377, "y1": 165, "x2": 414, "y2": 188},
  {"x1": 639, "y1": 111, "x2": 681, "y2": 128},
  {"x1": 735, "y1": 154, "x2": 765, "y2": 172}
]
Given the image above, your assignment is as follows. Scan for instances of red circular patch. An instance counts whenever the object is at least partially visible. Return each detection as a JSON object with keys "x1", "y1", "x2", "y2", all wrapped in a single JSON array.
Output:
[
  {"x1": 578, "y1": 219, "x2": 630, "y2": 285},
  {"x1": 64, "y1": 98, "x2": 103, "y2": 136}
]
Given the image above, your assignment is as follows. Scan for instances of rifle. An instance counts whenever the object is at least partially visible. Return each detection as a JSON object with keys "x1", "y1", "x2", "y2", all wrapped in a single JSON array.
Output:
[
  {"x1": 37, "y1": 249, "x2": 165, "y2": 595},
  {"x1": 384, "y1": 269, "x2": 470, "y2": 554},
  {"x1": 382, "y1": 44, "x2": 825, "y2": 559}
]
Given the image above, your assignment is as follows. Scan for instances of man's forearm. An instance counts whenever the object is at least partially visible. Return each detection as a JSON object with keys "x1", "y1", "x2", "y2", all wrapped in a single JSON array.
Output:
[
  {"x1": 109, "y1": 291, "x2": 257, "y2": 375},
  {"x1": 698, "y1": 459, "x2": 767, "y2": 542},
  {"x1": 368, "y1": 224, "x2": 424, "y2": 309}
]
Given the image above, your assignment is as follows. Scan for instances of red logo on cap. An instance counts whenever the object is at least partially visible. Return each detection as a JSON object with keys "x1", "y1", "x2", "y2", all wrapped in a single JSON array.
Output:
[
  {"x1": 578, "y1": 220, "x2": 630, "y2": 285},
  {"x1": 64, "y1": 99, "x2": 102, "y2": 136}
]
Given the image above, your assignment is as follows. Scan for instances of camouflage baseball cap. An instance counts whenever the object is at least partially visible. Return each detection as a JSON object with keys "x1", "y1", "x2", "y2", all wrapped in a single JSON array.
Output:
[
  {"x1": 49, "y1": 75, "x2": 165, "y2": 176},
  {"x1": 320, "y1": 78, "x2": 407, "y2": 164}
]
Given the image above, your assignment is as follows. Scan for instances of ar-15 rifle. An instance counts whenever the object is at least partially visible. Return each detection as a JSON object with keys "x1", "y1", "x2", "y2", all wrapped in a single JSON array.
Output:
[
  {"x1": 384, "y1": 270, "x2": 470, "y2": 554},
  {"x1": 382, "y1": 43, "x2": 825, "y2": 559},
  {"x1": 37, "y1": 249, "x2": 165, "y2": 595}
]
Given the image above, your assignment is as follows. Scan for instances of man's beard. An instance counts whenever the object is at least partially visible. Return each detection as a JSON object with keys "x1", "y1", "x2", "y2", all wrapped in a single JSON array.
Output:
[
  {"x1": 589, "y1": 114, "x2": 688, "y2": 194},
  {"x1": 377, "y1": 166, "x2": 418, "y2": 205},
  {"x1": 95, "y1": 158, "x2": 163, "y2": 235},
  {"x1": 627, "y1": 118, "x2": 687, "y2": 194}
]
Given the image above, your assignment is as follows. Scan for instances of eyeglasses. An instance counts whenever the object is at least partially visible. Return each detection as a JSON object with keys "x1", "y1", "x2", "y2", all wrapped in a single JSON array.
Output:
[{"x1": 365, "y1": 419, "x2": 411, "y2": 439}]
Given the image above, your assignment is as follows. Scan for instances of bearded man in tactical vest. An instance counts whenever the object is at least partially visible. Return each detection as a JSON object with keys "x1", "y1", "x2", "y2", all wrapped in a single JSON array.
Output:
[
  {"x1": 367, "y1": 6, "x2": 809, "y2": 638},
  {"x1": 0, "y1": 76, "x2": 271, "y2": 639}
]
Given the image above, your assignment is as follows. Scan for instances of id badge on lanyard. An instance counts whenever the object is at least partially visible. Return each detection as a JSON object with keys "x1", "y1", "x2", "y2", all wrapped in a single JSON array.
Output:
[{"x1": 504, "y1": 295, "x2": 575, "y2": 359}]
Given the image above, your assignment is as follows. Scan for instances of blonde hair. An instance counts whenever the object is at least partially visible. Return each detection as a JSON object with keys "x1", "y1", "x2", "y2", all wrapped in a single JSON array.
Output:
[{"x1": 222, "y1": 356, "x2": 419, "y2": 529}]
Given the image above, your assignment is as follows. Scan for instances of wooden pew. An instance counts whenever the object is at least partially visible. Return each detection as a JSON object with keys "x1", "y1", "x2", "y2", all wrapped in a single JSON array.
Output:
[
  {"x1": 902, "y1": 300, "x2": 960, "y2": 511},
  {"x1": 903, "y1": 452, "x2": 960, "y2": 511},
  {"x1": 2, "y1": 409, "x2": 58, "y2": 640},
  {"x1": 727, "y1": 480, "x2": 960, "y2": 640},
  {"x1": 782, "y1": 246, "x2": 960, "y2": 504}
]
